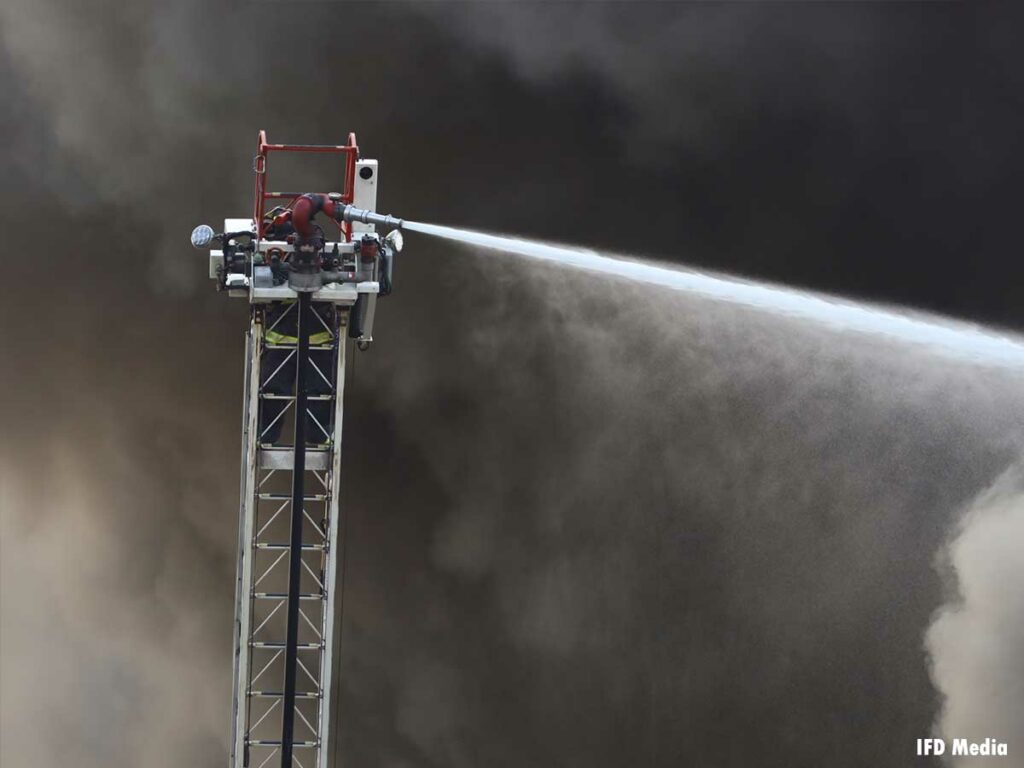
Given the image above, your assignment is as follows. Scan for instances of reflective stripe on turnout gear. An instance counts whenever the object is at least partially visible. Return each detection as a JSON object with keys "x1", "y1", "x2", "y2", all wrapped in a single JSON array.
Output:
[{"x1": 265, "y1": 329, "x2": 333, "y2": 345}]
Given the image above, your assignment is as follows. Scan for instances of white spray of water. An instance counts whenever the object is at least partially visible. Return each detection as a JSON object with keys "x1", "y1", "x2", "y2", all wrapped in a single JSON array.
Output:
[{"x1": 405, "y1": 222, "x2": 1024, "y2": 371}]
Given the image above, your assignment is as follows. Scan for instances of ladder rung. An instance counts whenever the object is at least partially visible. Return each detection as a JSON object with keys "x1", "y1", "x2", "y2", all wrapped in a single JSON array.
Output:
[
  {"x1": 255, "y1": 543, "x2": 325, "y2": 551},
  {"x1": 247, "y1": 740, "x2": 319, "y2": 748},
  {"x1": 260, "y1": 444, "x2": 331, "y2": 450},
  {"x1": 250, "y1": 642, "x2": 323, "y2": 650},
  {"x1": 258, "y1": 449, "x2": 331, "y2": 471},
  {"x1": 265, "y1": 343, "x2": 334, "y2": 350},
  {"x1": 258, "y1": 493, "x2": 328, "y2": 501},
  {"x1": 259, "y1": 394, "x2": 334, "y2": 401},
  {"x1": 253, "y1": 592, "x2": 324, "y2": 600},
  {"x1": 249, "y1": 690, "x2": 321, "y2": 699}
]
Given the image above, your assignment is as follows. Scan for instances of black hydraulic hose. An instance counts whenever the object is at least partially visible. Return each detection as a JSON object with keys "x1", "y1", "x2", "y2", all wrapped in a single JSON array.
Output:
[{"x1": 280, "y1": 291, "x2": 310, "y2": 768}]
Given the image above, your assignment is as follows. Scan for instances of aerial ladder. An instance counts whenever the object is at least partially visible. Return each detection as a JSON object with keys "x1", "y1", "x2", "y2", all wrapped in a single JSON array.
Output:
[{"x1": 191, "y1": 131, "x2": 405, "y2": 768}]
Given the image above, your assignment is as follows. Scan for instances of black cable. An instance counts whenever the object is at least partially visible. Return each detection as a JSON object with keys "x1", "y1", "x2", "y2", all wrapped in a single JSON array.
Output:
[{"x1": 280, "y1": 291, "x2": 311, "y2": 768}]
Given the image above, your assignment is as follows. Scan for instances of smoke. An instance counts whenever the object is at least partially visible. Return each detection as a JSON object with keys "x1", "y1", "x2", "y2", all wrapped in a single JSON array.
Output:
[
  {"x1": 434, "y1": 4, "x2": 879, "y2": 152},
  {"x1": 0, "y1": 0, "x2": 247, "y2": 198},
  {"x1": 0, "y1": 429, "x2": 230, "y2": 767},
  {"x1": 3, "y1": 2, "x2": 1024, "y2": 767},
  {"x1": 926, "y1": 468, "x2": 1024, "y2": 763},
  {"x1": 347, "y1": 248, "x2": 1024, "y2": 766},
  {"x1": 0, "y1": 221, "x2": 244, "y2": 766},
  {"x1": 402, "y1": 223, "x2": 1024, "y2": 763}
]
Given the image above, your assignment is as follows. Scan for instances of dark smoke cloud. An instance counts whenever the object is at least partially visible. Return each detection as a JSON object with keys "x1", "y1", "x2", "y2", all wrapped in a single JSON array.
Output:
[
  {"x1": 432, "y1": 2, "x2": 1024, "y2": 327},
  {"x1": 2, "y1": 3, "x2": 1024, "y2": 767}
]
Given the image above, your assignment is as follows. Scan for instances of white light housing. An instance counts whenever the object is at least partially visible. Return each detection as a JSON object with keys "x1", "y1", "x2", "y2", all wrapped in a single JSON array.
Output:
[
  {"x1": 191, "y1": 224, "x2": 215, "y2": 248},
  {"x1": 384, "y1": 228, "x2": 404, "y2": 253}
]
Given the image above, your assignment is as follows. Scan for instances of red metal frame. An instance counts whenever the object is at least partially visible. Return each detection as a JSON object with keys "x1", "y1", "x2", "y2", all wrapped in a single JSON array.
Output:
[{"x1": 252, "y1": 130, "x2": 360, "y2": 241}]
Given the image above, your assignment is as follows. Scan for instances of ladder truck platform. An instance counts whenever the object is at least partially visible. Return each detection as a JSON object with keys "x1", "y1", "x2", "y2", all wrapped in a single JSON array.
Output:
[{"x1": 191, "y1": 131, "x2": 405, "y2": 768}]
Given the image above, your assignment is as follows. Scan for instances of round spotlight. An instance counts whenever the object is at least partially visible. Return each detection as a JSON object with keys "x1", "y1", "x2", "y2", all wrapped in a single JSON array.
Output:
[
  {"x1": 191, "y1": 224, "x2": 215, "y2": 248},
  {"x1": 384, "y1": 228, "x2": 404, "y2": 253}
]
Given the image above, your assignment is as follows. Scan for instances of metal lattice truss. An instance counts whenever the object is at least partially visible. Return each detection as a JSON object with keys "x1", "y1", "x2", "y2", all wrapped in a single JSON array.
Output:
[{"x1": 229, "y1": 304, "x2": 347, "y2": 768}]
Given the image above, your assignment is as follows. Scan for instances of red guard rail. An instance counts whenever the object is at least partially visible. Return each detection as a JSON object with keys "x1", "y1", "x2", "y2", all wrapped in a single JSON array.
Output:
[{"x1": 252, "y1": 130, "x2": 360, "y2": 241}]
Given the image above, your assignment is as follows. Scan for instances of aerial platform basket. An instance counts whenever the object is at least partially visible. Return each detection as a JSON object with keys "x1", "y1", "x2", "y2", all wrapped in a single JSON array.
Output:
[{"x1": 224, "y1": 131, "x2": 385, "y2": 768}]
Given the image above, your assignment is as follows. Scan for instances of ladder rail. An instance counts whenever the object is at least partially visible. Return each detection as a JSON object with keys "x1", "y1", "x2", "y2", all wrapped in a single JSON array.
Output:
[
  {"x1": 318, "y1": 330, "x2": 348, "y2": 768},
  {"x1": 233, "y1": 314, "x2": 264, "y2": 768}
]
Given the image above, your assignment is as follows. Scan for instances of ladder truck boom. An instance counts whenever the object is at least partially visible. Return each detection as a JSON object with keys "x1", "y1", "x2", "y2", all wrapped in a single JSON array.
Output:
[{"x1": 190, "y1": 131, "x2": 405, "y2": 768}]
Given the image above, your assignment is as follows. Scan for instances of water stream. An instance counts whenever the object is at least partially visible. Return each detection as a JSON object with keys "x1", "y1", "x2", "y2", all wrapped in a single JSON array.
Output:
[{"x1": 405, "y1": 221, "x2": 1024, "y2": 370}]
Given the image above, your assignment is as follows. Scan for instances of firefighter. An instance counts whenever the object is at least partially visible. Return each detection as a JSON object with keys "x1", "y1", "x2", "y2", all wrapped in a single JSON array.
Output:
[{"x1": 258, "y1": 301, "x2": 336, "y2": 446}]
